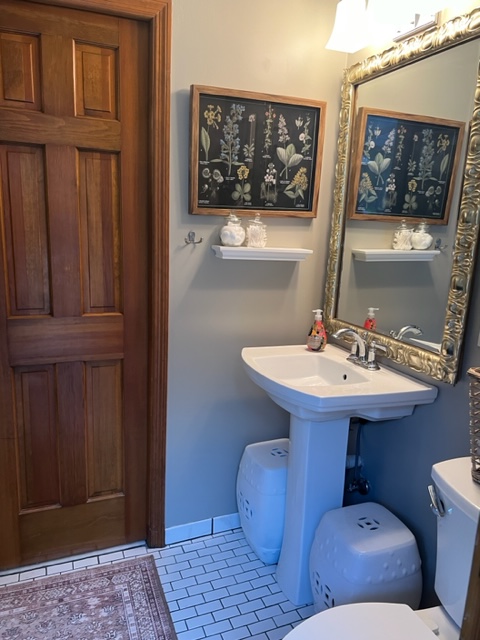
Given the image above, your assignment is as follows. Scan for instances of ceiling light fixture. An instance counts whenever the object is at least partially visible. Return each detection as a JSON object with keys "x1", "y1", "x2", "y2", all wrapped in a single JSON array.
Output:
[
  {"x1": 325, "y1": 0, "x2": 369, "y2": 53},
  {"x1": 326, "y1": 0, "x2": 450, "y2": 54}
]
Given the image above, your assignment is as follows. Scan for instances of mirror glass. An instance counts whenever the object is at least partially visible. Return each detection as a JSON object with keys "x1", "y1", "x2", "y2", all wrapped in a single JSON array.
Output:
[{"x1": 324, "y1": 9, "x2": 480, "y2": 384}]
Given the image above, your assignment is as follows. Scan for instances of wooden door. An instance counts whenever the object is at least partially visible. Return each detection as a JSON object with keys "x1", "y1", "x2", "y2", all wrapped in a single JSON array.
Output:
[{"x1": 0, "y1": 0, "x2": 152, "y2": 568}]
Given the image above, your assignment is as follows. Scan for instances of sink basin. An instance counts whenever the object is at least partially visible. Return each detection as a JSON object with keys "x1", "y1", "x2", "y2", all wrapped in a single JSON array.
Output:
[
  {"x1": 241, "y1": 343, "x2": 437, "y2": 606},
  {"x1": 242, "y1": 344, "x2": 437, "y2": 421}
]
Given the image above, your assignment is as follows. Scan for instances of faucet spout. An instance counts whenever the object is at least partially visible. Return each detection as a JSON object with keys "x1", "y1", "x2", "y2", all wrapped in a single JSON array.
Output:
[
  {"x1": 390, "y1": 325, "x2": 423, "y2": 340},
  {"x1": 332, "y1": 328, "x2": 366, "y2": 360}
]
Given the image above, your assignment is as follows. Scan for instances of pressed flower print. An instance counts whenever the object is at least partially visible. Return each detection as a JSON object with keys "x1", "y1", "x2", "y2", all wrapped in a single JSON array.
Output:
[
  {"x1": 191, "y1": 86, "x2": 325, "y2": 216},
  {"x1": 349, "y1": 107, "x2": 465, "y2": 223}
]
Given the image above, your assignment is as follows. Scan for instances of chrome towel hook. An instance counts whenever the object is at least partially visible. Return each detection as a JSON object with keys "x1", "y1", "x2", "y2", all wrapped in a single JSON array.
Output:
[{"x1": 185, "y1": 231, "x2": 203, "y2": 245}]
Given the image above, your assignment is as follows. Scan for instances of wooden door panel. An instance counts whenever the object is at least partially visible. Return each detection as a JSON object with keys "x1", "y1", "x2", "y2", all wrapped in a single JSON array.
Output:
[
  {"x1": 15, "y1": 365, "x2": 59, "y2": 510},
  {"x1": 15, "y1": 360, "x2": 125, "y2": 509},
  {"x1": 86, "y1": 360, "x2": 124, "y2": 498},
  {"x1": 0, "y1": 144, "x2": 50, "y2": 316},
  {"x1": 79, "y1": 151, "x2": 121, "y2": 313},
  {"x1": 19, "y1": 498, "x2": 125, "y2": 563},
  {"x1": 75, "y1": 43, "x2": 118, "y2": 119},
  {"x1": 0, "y1": 32, "x2": 41, "y2": 110}
]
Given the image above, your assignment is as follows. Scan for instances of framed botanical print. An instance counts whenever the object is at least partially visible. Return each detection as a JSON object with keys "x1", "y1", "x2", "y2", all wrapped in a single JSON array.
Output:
[
  {"x1": 348, "y1": 107, "x2": 465, "y2": 224},
  {"x1": 190, "y1": 85, "x2": 326, "y2": 217}
]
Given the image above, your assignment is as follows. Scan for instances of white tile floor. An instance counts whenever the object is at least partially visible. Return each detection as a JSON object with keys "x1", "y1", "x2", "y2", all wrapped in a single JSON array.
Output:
[{"x1": 0, "y1": 528, "x2": 314, "y2": 640}]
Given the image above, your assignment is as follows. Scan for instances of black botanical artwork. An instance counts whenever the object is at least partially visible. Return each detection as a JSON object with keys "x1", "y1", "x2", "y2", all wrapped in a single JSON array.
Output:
[
  {"x1": 348, "y1": 108, "x2": 465, "y2": 224},
  {"x1": 190, "y1": 86, "x2": 326, "y2": 217}
]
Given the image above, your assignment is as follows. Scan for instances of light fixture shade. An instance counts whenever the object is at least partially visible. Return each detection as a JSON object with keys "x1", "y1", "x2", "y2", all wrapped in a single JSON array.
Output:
[{"x1": 326, "y1": 0, "x2": 369, "y2": 53}]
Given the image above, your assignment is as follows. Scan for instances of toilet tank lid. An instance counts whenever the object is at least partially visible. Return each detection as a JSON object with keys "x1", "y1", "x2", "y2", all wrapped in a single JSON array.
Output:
[{"x1": 432, "y1": 457, "x2": 480, "y2": 521}]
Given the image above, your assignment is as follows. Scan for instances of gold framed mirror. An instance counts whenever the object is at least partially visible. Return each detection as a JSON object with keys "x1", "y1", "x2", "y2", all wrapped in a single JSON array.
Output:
[{"x1": 324, "y1": 7, "x2": 480, "y2": 384}]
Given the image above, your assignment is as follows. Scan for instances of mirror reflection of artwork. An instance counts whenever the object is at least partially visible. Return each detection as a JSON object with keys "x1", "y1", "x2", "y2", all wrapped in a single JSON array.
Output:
[
  {"x1": 324, "y1": 8, "x2": 480, "y2": 385},
  {"x1": 348, "y1": 108, "x2": 465, "y2": 224}
]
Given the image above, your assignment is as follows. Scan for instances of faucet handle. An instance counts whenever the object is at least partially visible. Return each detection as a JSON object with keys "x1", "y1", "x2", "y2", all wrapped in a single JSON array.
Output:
[
  {"x1": 367, "y1": 341, "x2": 388, "y2": 371},
  {"x1": 346, "y1": 340, "x2": 359, "y2": 362}
]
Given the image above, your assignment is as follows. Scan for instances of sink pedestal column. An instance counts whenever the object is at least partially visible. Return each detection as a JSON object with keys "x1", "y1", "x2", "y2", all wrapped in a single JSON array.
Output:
[{"x1": 276, "y1": 415, "x2": 350, "y2": 606}]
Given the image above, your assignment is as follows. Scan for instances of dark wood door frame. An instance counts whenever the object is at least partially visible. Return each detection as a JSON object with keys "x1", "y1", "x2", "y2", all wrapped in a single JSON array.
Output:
[{"x1": 20, "y1": 0, "x2": 171, "y2": 549}]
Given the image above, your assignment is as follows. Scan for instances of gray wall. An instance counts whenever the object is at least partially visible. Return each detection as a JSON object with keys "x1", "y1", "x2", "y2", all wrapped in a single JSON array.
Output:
[
  {"x1": 167, "y1": 0, "x2": 346, "y2": 528},
  {"x1": 167, "y1": 0, "x2": 480, "y2": 606}
]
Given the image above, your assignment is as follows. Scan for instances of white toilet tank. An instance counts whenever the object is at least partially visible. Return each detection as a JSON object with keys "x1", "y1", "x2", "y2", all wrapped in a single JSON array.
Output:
[{"x1": 432, "y1": 457, "x2": 480, "y2": 627}]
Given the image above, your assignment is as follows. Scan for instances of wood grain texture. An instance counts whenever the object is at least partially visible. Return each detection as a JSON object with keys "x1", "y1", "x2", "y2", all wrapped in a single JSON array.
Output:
[
  {"x1": 19, "y1": 498, "x2": 125, "y2": 563},
  {"x1": 86, "y1": 361, "x2": 123, "y2": 498},
  {"x1": 0, "y1": 0, "x2": 170, "y2": 566},
  {"x1": 0, "y1": 110, "x2": 121, "y2": 148},
  {"x1": 117, "y1": 16, "x2": 149, "y2": 543},
  {"x1": 147, "y1": 4, "x2": 171, "y2": 549},
  {"x1": 57, "y1": 362, "x2": 87, "y2": 507},
  {"x1": 8, "y1": 315, "x2": 124, "y2": 365},
  {"x1": 14, "y1": 366, "x2": 59, "y2": 510},
  {"x1": 75, "y1": 43, "x2": 117, "y2": 119},
  {"x1": 0, "y1": 32, "x2": 41, "y2": 109},
  {"x1": 79, "y1": 151, "x2": 121, "y2": 313},
  {"x1": 46, "y1": 145, "x2": 82, "y2": 317},
  {"x1": 0, "y1": 145, "x2": 50, "y2": 315},
  {"x1": 1, "y1": 1, "x2": 120, "y2": 43}
]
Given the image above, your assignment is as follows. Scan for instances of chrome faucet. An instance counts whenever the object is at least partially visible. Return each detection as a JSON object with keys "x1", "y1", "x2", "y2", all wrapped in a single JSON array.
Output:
[
  {"x1": 332, "y1": 328, "x2": 366, "y2": 365},
  {"x1": 390, "y1": 325, "x2": 423, "y2": 340}
]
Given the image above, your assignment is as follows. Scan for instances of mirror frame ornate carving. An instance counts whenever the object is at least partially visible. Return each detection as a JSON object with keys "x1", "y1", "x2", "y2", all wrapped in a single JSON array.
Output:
[{"x1": 324, "y1": 8, "x2": 480, "y2": 385}]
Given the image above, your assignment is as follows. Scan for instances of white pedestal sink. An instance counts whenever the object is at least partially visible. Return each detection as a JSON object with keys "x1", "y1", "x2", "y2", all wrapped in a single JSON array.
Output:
[{"x1": 241, "y1": 344, "x2": 437, "y2": 605}]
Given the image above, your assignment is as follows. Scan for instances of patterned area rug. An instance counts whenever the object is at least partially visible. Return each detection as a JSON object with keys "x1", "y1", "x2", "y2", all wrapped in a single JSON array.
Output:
[{"x1": 0, "y1": 555, "x2": 177, "y2": 639}]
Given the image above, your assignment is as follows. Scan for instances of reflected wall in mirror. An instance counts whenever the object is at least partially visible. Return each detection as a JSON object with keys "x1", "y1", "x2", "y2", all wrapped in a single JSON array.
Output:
[{"x1": 324, "y1": 8, "x2": 480, "y2": 384}]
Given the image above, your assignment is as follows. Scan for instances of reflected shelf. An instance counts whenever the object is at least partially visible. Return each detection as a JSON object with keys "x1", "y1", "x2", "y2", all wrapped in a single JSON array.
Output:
[
  {"x1": 352, "y1": 249, "x2": 440, "y2": 262},
  {"x1": 212, "y1": 245, "x2": 313, "y2": 261}
]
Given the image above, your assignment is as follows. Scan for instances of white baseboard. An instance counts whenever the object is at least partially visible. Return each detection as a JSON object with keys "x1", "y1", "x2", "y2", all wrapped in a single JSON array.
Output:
[
  {"x1": 213, "y1": 512, "x2": 240, "y2": 533},
  {"x1": 165, "y1": 512, "x2": 240, "y2": 545}
]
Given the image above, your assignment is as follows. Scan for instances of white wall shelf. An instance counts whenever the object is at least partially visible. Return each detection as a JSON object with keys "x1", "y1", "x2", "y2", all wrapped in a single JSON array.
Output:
[
  {"x1": 352, "y1": 248, "x2": 440, "y2": 262},
  {"x1": 211, "y1": 245, "x2": 313, "y2": 261}
]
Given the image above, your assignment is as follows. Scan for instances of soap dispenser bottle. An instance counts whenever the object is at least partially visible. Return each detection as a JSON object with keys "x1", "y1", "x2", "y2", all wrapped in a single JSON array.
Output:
[
  {"x1": 306, "y1": 309, "x2": 327, "y2": 352},
  {"x1": 364, "y1": 307, "x2": 379, "y2": 331}
]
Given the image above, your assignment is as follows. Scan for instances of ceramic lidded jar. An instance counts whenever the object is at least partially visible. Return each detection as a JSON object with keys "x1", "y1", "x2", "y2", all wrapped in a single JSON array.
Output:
[
  {"x1": 411, "y1": 220, "x2": 433, "y2": 250},
  {"x1": 392, "y1": 219, "x2": 413, "y2": 250},
  {"x1": 246, "y1": 214, "x2": 267, "y2": 248},
  {"x1": 220, "y1": 212, "x2": 246, "y2": 247}
]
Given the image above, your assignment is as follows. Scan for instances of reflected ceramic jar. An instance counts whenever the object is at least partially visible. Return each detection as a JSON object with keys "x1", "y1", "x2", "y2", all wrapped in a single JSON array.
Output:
[{"x1": 411, "y1": 221, "x2": 433, "y2": 250}]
